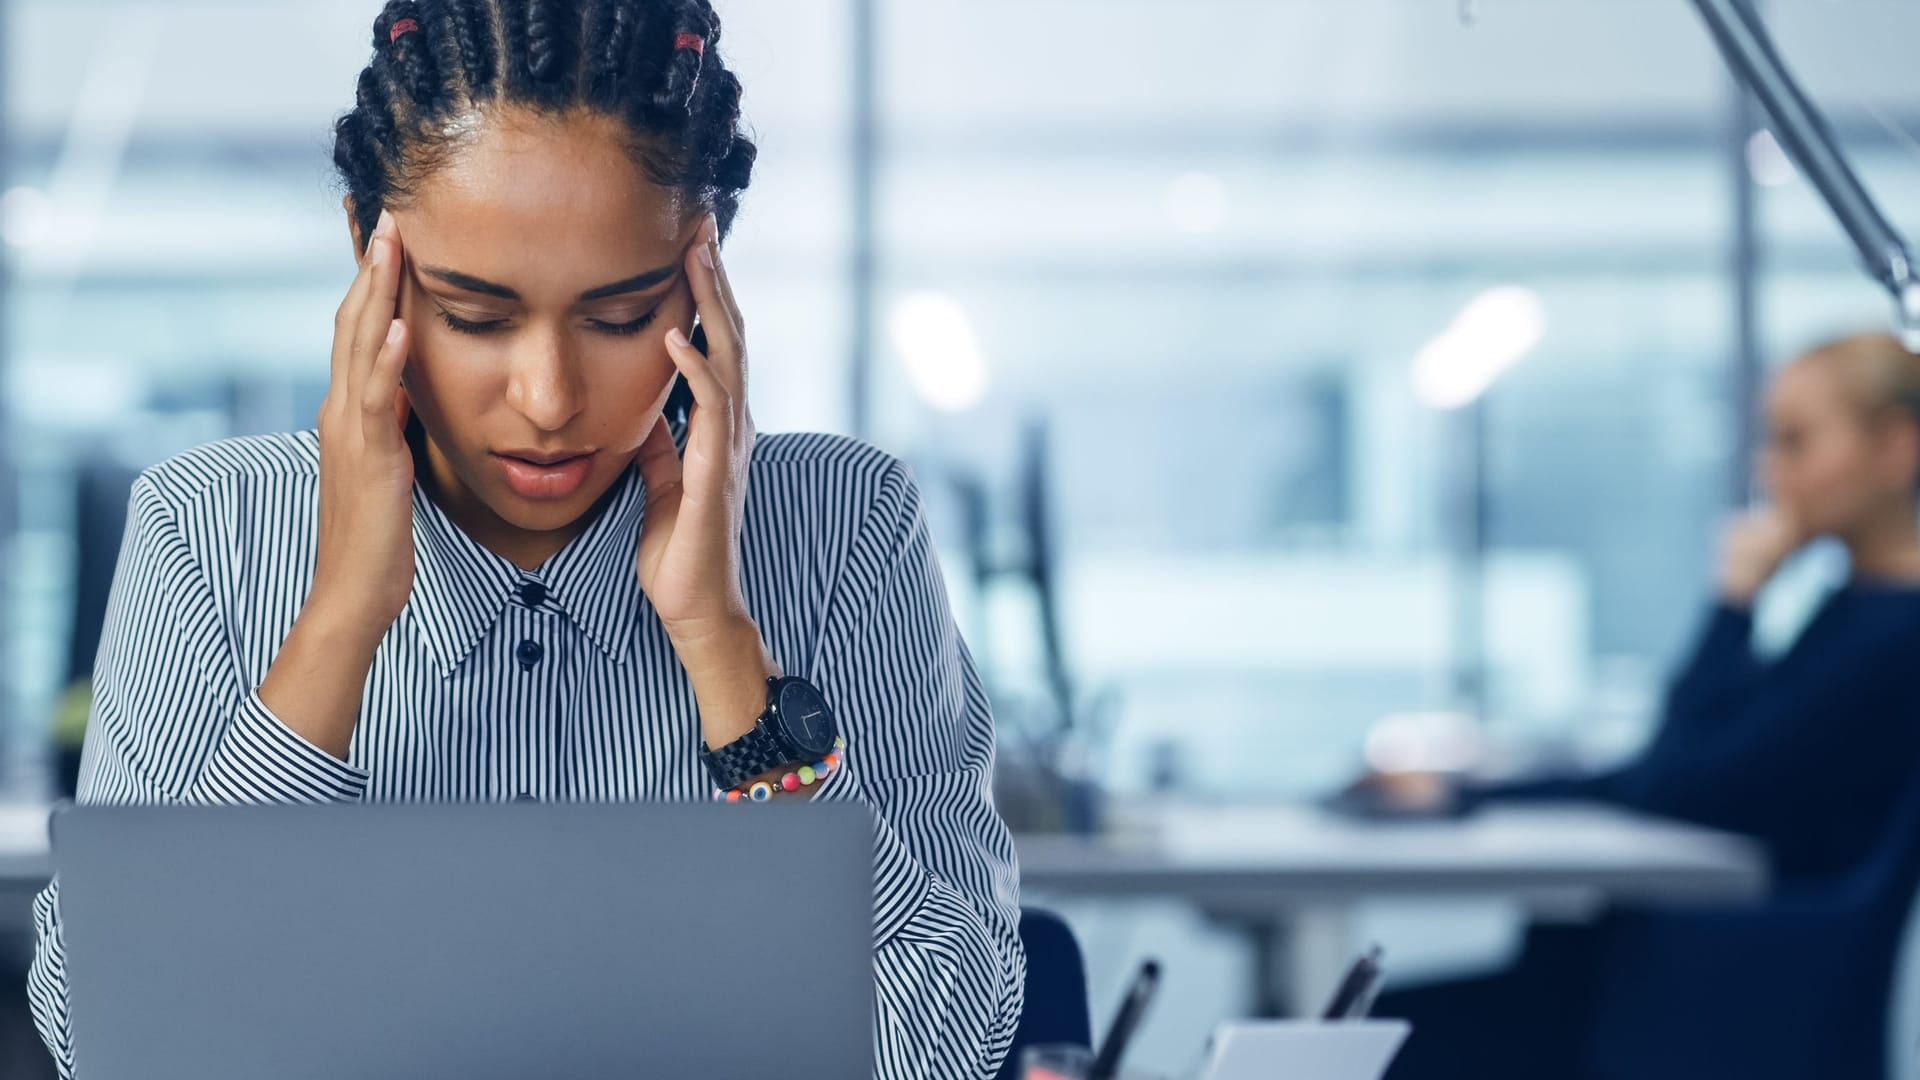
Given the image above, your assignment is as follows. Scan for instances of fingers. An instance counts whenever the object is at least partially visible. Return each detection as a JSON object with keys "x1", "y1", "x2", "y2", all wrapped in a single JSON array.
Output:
[
  {"x1": 330, "y1": 225, "x2": 382, "y2": 390},
  {"x1": 363, "y1": 317, "x2": 411, "y2": 446},
  {"x1": 321, "y1": 208, "x2": 413, "y2": 446},
  {"x1": 1773, "y1": 505, "x2": 1809, "y2": 547},
  {"x1": 683, "y1": 213, "x2": 746, "y2": 400},
  {"x1": 352, "y1": 211, "x2": 406, "y2": 403},
  {"x1": 664, "y1": 324, "x2": 734, "y2": 440},
  {"x1": 635, "y1": 413, "x2": 683, "y2": 500},
  {"x1": 706, "y1": 219, "x2": 749, "y2": 395},
  {"x1": 704, "y1": 215, "x2": 743, "y2": 338}
]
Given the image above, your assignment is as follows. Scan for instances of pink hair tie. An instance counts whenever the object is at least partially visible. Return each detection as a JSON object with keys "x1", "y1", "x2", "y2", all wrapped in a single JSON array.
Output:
[
  {"x1": 673, "y1": 33, "x2": 705, "y2": 57},
  {"x1": 389, "y1": 17, "x2": 420, "y2": 43}
]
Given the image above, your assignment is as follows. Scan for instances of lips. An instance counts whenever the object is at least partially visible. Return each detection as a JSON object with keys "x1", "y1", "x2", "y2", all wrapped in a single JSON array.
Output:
[
  {"x1": 493, "y1": 450, "x2": 595, "y2": 500},
  {"x1": 498, "y1": 449, "x2": 593, "y2": 466}
]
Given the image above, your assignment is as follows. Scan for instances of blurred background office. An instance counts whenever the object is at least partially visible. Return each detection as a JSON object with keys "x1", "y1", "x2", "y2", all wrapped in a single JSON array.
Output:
[{"x1": 3, "y1": 1, "x2": 1920, "y2": 1076}]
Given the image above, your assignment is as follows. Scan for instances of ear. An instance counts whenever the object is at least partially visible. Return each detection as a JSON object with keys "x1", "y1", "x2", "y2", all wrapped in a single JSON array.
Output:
[{"x1": 344, "y1": 195, "x2": 367, "y2": 266}]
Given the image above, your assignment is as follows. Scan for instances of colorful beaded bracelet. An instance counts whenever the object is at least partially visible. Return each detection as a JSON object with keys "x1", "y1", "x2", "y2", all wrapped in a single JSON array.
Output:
[{"x1": 713, "y1": 735, "x2": 846, "y2": 802}]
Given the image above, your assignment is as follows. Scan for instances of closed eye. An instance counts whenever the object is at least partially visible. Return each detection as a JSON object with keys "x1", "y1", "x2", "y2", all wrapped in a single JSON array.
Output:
[
  {"x1": 433, "y1": 306, "x2": 660, "y2": 337},
  {"x1": 591, "y1": 311, "x2": 659, "y2": 337}
]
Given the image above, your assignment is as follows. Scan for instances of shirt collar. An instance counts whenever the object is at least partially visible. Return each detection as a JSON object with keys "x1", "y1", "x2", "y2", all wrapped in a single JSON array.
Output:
[{"x1": 403, "y1": 419, "x2": 682, "y2": 679}]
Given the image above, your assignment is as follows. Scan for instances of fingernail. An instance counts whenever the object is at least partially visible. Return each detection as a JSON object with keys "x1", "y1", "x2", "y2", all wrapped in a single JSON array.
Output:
[
  {"x1": 666, "y1": 326, "x2": 689, "y2": 349},
  {"x1": 698, "y1": 239, "x2": 715, "y2": 271},
  {"x1": 387, "y1": 319, "x2": 404, "y2": 345},
  {"x1": 370, "y1": 235, "x2": 387, "y2": 266},
  {"x1": 375, "y1": 209, "x2": 393, "y2": 236}
]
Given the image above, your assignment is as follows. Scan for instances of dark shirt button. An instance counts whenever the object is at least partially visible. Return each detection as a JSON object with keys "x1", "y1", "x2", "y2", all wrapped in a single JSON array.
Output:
[
  {"x1": 513, "y1": 792, "x2": 536, "y2": 803},
  {"x1": 518, "y1": 581, "x2": 547, "y2": 607},
  {"x1": 515, "y1": 639, "x2": 544, "y2": 668}
]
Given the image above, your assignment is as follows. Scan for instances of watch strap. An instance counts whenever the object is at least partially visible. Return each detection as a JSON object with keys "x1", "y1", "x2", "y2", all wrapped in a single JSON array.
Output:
[{"x1": 700, "y1": 720, "x2": 792, "y2": 791}]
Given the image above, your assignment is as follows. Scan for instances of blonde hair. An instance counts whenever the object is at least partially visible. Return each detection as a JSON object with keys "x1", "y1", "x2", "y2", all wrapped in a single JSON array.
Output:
[{"x1": 1800, "y1": 330, "x2": 1920, "y2": 424}]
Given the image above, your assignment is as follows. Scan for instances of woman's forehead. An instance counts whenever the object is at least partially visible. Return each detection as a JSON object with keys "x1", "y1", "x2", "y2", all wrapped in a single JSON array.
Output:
[
  {"x1": 1772, "y1": 359, "x2": 1858, "y2": 420},
  {"x1": 398, "y1": 110, "x2": 690, "y2": 296}
]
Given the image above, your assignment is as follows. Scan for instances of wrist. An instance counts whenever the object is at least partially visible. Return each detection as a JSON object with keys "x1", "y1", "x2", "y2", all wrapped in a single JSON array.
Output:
[
  {"x1": 716, "y1": 736, "x2": 845, "y2": 802},
  {"x1": 297, "y1": 590, "x2": 394, "y2": 655},
  {"x1": 662, "y1": 607, "x2": 757, "y2": 655},
  {"x1": 673, "y1": 617, "x2": 781, "y2": 747},
  {"x1": 670, "y1": 614, "x2": 772, "y2": 673},
  {"x1": 261, "y1": 591, "x2": 390, "y2": 761}
]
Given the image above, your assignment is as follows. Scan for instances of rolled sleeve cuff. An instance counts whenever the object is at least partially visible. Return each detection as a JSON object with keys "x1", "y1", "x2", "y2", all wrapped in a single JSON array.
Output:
[
  {"x1": 812, "y1": 758, "x2": 933, "y2": 949},
  {"x1": 1703, "y1": 602, "x2": 1756, "y2": 651},
  {"x1": 195, "y1": 687, "x2": 371, "y2": 805}
]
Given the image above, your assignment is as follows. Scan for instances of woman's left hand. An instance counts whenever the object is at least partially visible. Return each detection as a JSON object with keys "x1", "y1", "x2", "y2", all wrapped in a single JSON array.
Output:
[
  {"x1": 633, "y1": 214, "x2": 775, "y2": 733},
  {"x1": 634, "y1": 213, "x2": 753, "y2": 633},
  {"x1": 629, "y1": 214, "x2": 809, "y2": 783}
]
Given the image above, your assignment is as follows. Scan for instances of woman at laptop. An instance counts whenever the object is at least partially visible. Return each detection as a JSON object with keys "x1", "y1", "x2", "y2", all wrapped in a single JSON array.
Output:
[{"x1": 27, "y1": 3, "x2": 1023, "y2": 1076}]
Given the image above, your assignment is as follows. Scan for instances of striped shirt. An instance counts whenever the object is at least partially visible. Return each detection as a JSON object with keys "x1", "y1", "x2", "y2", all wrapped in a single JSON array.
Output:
[{"x1": 28, "y1": 418, "x2": 1024, "y2": 1079}]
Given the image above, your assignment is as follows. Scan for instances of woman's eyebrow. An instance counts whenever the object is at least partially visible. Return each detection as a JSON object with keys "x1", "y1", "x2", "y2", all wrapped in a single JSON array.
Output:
[{"x1": 418, "y1": 262, "x2": 681, "y2": 302}]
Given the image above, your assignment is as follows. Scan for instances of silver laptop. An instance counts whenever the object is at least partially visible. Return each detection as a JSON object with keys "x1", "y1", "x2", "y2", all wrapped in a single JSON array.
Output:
[{"x1": 51, "y1": 800, "x2": 874, "y2": 1080}]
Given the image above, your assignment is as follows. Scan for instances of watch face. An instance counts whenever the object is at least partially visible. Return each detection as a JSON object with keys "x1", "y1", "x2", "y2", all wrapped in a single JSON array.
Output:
[{"x1": 777, "y1": 679, "x2": 836, "y2": 759}]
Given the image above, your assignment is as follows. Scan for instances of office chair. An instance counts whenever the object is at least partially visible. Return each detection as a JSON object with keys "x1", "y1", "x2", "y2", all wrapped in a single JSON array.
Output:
[
  {"x1": 1891, "y1": 869, "x2": 1920, "y2": 1080},
  {"x1": 998, "y1": 907, "x2": 1092, "y2": 1080},
  {"x1": 1579, "y1": 777, "x2": 1920, "y2": 1080}
]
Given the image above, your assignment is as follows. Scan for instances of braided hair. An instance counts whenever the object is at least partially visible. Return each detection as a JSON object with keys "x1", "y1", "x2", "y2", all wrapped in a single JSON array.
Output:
[
  {"x1": 332, "y1": 0, "x2": 755, "y2": 257},
  {"x1": 331, "y1": 0, "x2": 753, "y2": 428}
]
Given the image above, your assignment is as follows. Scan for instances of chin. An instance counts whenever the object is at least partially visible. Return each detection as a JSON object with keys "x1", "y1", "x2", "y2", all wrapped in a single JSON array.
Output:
[{"x1": 493, "y1": 497, "x2": 595, "y2": 534}]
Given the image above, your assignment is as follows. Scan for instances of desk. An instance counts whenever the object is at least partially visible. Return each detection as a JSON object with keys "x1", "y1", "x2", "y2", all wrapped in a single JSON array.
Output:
[{"x1": 1015, "y1": 801, "x2": 1767, "y2": 1016}]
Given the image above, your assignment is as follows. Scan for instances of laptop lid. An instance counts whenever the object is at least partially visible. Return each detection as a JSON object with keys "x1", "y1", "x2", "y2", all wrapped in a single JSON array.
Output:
[
  {"x1": 1200, "y1": 1020, "x2": 1411, "y2": 1080},
  {"x1": 51, "y1": 800, "x2": 873, "y2": 1080}
]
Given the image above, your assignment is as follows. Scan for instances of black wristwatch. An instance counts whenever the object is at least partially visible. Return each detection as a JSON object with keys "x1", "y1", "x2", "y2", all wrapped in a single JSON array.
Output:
[{"x1": 699, "y1": 674, "x2": 839, "y2": 791}]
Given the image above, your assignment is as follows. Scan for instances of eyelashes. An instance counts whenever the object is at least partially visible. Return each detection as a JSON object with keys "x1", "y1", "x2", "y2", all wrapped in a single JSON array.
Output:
[{"x1": 433, "y1": 307, "x2": 660, "y2": 338}]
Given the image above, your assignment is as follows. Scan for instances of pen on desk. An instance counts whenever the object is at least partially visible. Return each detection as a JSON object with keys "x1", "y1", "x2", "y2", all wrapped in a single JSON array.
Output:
[
  {"x1": 1321, "y1": 944, "x2": 1386, "y2": 1021},
  {"x1": 1088, "y1": 958, "x2": 1160, "y2": 1080}
]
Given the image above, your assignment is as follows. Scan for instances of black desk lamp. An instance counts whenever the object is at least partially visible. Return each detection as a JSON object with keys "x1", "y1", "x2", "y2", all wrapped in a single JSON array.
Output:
[{"x1": 1689, "y1": 0, "x2": 1920, "y2": 350}]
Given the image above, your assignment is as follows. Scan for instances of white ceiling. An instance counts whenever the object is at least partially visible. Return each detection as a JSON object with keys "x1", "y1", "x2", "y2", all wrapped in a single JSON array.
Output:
[{"x1": 9, "y1": 0, "x2": 1920, "y2": 138}]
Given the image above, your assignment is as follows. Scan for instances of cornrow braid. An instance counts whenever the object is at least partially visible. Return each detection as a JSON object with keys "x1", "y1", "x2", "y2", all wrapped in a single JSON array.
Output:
[
  {"x1": 331, "y1": 0, "x2": 754, "y2": 257},
  {"x1": 377, "y1": 1, "x2": 440, "y2": 110},
  {"x1": 582, "y1": 0, "x2": 643, "y2": 110},
  {"x1": 652, "y1": 0, "x2": 714, "y2": 114},
  {"x1": 443, "y1": 0, "x2": 501, "y2": 101}
]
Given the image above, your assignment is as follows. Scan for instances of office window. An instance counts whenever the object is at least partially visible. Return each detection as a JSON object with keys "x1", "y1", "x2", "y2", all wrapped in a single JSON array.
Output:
[{"x1": 869, "y1": 0, "x2": 1747, "y2": 796}]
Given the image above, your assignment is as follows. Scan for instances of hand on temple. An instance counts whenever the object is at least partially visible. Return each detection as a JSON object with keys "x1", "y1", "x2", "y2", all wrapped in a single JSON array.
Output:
[{"x1": 1717, "y1": 507, "x2": 1808, "y2": 606}]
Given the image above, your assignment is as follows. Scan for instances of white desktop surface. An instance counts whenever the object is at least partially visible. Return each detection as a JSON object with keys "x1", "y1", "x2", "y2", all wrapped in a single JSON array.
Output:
[
  {"x1": 1016, "y1": 800, "x2": 1766, "y2": 1017},
  {"x1": 1018, "y1": 800, "x2": 1766, "y2": 913}
]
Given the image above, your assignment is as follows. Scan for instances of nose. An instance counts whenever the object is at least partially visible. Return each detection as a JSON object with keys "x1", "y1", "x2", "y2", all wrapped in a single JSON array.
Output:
[{"x1": 505, "y1": 325, "x2": 587, "y2": 432}]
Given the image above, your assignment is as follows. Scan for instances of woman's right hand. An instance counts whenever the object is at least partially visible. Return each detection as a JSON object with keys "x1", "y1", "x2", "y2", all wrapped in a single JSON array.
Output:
[
  {"x1": 1717, "y1": 507, "x2": 1806, "y2": 606},
  {"x1": 1337, "y1": 769, "x2": 1460, "y2": 817},
  {"x1": 312, "y1": 208, "x2": 416, "y2": 632},
  {"x1": 258, "y1": 209, "x2": 416, "y2": 760}
]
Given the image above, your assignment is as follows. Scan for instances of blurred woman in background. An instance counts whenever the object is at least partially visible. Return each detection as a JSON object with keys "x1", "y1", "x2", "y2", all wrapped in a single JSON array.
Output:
[{"x1": 1376, "y1": 329, "x2": 1920, "y2": 1079}]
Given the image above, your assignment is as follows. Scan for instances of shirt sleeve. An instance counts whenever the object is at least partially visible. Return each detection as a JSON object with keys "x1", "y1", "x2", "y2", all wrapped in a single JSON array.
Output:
[
  {"x1": 805, "y1": 458, "x2": 1026, "y2": 1080},
  {"x1": 29, "y1": 473, "x2": 370, "y2": 1078},
  {"x1": 1459, "y1": 603, "x2": 1758, "y2": 813},
  {"x1": 1605, "y1": 598, "x2": 1920, "y2": 837}
]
